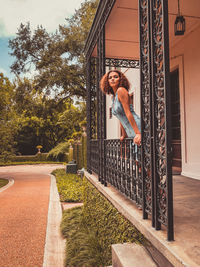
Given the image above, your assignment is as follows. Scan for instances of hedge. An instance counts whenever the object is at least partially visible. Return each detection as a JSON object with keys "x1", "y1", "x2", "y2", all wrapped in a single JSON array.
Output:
[
  {"x1": 82, "y1": 178, "x2": 145, "y2": 265},
  {"x1": 58, "y1": 171, "x2": 145, "y2": 266},
  {"x1": 53, "y1": 169, "x2": 84, "y2": 202},
  {"x1": 0, "y1": 153, "x2": 52, "y2": 163}
]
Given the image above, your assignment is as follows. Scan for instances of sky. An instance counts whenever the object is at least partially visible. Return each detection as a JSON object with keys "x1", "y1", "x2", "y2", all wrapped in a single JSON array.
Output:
[{"x1": 0, "y1": 0, "x2": 86, "y2": 80}]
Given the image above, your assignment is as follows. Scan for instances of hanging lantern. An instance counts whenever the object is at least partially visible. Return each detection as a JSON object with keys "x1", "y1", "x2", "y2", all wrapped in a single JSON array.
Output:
[
  {"x1": 175, "y1": 15, "x2": 185, "y2": 35},
  {"x1": 174, "y1": 0, "x2": 185, "y2": 36}
]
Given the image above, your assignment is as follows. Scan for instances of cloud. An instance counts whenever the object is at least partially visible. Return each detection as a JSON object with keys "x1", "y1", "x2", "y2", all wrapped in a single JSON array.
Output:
[
  {"x1": 0, "y1": 0, "x2": 85, "y2": 37},
  {"x1": 0, "y1": 19, "x2": 7, "y2": 36}
]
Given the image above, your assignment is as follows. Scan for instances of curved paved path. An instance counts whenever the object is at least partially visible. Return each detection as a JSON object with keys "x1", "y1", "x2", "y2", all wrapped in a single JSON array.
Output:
[{"x1": 0, "y1": 164, "x2": 64, "y2": 267}]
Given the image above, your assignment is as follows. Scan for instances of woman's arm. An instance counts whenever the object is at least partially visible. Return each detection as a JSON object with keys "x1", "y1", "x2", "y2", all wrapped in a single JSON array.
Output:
[
  {"x1": 120, "y1": 122, "x2": 127, "y2": 141},
  {"x1": 117, "y1": 87, "x2": 141, "y2": 145}
]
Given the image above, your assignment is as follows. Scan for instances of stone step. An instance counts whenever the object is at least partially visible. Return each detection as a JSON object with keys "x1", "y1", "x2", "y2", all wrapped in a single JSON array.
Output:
[{"x1": 112, "y1": 243, "x2": 157, "y2": 267}]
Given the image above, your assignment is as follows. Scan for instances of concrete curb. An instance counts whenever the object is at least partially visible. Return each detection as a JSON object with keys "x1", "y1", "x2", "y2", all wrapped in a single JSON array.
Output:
[
  {"x1": 0, "y1": 178, "x2": 14, "y2": 193},
  {"x1": 84, "y1": 171, "x2": 189, "y2": 267},
  {"x1": 43, "y1": 175, "x2": 65, "y2": 267}
]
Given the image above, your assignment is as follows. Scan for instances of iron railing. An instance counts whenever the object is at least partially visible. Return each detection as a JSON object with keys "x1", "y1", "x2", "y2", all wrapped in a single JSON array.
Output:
[
  {"x1": 105, "y1": 139, "x2": 142, "y2": 207},
  {"x1": 90, "y1": 138, "x2": 142, "y2": 207},
  {"x1": 90, "y1": 139, "x2": 99, "y2": 174},
  {"x1": 85, "y1": 0, "x2": 173, "y2": 241}
]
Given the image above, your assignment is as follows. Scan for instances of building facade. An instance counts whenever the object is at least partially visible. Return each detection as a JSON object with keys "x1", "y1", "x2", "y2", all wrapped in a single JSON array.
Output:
[{"x1": 85, "y1": 0, "x2": 200, "y2": 242}]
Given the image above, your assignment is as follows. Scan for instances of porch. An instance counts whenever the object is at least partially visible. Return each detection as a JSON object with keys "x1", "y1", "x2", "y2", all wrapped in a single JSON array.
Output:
[
  {"x1": 85, "y1": 170, "x2": 200, "y2": 267},
  {"x1": 85, "y1": 0, "x2": 200, "y2": 265}
]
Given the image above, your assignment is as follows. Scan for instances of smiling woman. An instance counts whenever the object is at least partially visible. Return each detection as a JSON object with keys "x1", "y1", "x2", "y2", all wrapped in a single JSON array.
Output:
[{"x1": 0, "y1": 178, "x2": 9, "y2": 188}]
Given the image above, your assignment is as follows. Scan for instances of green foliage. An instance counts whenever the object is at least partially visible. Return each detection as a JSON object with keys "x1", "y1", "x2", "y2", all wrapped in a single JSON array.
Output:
[
  {"x1": 0, "y1": 161, "x2": 63, "y2": 166},
  {"x1": 9, "y1": 0, "x2": 99, "y2": 99},
  {"x1": 0, "y1": 153, "x2": 51, "y2": 163},
  {"x1": 2, "y1": 0, "x2": 96, "y2": 156},
  {"x1": 79, "y1": 119, "x2": 87, "y2": 128},
  {"x1": 53, "y1": 169, "x2": 84, "y2": 202},
  {"x1": 58, "y1": 176, "x2": 145, "y2": 266},
  {"x1": 71, "y1": 131, "x2": 82, "y2": 140},
  {"x1": 0, "y1": 151, "x2": 13, "y2": 163},
  {"x1": 12, "y1": 79, "x2": 85, "y2": 155},
  {"x1": 57, "y1": 102, "x2": 86, "y2": 138},
  {"x1": 47, "y1": 142, "x2": 69, "y2": 162},
  {"x1": 13, "y1": 82, "x2": 78, "y2": 154},
  {"x1": 82, "y1": 178, "x2": 145, "y2": 264},
  {"x1": 0, "y1": 73, "x2": 17, "y2": 155},
  {"x1": 0, "y1": 178, "x2": 9, "y2": 188},
  {"x1": 61, "y1": 207, "x2": 104, "y2": 267}
]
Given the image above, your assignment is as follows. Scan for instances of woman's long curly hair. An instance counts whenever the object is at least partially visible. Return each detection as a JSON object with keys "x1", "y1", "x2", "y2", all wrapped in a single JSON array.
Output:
[{"x1": 100, "y1": 70, "x2": 130, "y2": 95}]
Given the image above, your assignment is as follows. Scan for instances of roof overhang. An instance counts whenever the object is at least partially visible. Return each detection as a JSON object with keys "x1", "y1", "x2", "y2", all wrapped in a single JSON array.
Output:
[{"x1": 85, "y1": 0, "x2": 200, "y2": 60}]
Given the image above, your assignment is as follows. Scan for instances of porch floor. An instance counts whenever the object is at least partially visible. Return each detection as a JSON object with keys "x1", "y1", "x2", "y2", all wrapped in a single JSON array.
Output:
[
  {"x1": 173, "y1": 175, "x2": 200, "y2": 267},
  {"x1": 85, "y1": 171, "x2": 200, "y2": 267}
]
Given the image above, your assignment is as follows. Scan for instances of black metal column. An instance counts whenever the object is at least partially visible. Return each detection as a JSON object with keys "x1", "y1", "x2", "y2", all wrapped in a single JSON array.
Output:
[
  {"x1": 139, "y1": 0, "x2": 154, "y2": 225},
  {"x1": 97, "y1": 25, "x2": 106, "y2": 185},
  {"x1": 86, "y1": 57, "x2": 92, "y2": 173},
  {"x1": 150, "y1": 0, "x2": 174, "y2": 241},
  {"x1": 139, "y1": 0, "x2": 173, "y2": 241}
]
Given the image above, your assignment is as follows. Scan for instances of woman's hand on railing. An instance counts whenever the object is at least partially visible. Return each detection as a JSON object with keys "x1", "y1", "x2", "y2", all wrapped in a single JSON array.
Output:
[
  {"x1": 134, "y1": 133, "x2": 141, "y2": 146},
  {"x1": 120, "y1": 135, "x2": 126, "y2": 141}
]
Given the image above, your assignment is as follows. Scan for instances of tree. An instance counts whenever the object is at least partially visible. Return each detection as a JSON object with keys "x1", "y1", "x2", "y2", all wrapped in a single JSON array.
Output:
[
  {"x1": 5, "y1": 0, "x2": 98, "y2": 155},
  {"x1": 57, "y1": 101, "x2": 86, "y2": 135},
  {"x1": 9, "y1": 0, "x2": 99, "y2": 100},
  {"x1": 0, "y1": 73, "x2": 17, "y2": 155},
  {"x1": 12, "y1": 76, "x2": 86, "y2": 154}
]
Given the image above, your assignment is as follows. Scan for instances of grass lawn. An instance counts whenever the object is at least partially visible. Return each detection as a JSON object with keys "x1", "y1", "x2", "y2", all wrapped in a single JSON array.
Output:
[{"x1": 0, "y1": 178, "x2": 9, "y2": 188}]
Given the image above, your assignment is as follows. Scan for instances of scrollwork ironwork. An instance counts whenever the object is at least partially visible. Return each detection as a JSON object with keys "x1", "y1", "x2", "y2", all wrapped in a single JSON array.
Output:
[
  {"x1": 105, "y1": 58, "x2": 139, "y2": 69},
  {"x1": 139, "y1": 0, "x2": 153, "y2": 220},
  {"x1": 90, "y1": 57, "x2": 98, "y2": 139},
  {"x1": 97, "y1": 26, "x2": 106, "y2": 184},
  {"x1": 105, "y1": 139, "x2": 142, "y2": 207},
  {"x1": 151, "y1": 0, "x2": 173, "y2": 240},
  {"x1": 86, "y1": 0, "x2": 173, "y2": 241},
  {"x1": 90, "y1": 139, "x2": 99, "y2": 174}
]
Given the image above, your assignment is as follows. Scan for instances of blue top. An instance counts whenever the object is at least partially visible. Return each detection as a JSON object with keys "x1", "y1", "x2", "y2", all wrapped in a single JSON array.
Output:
[{"x1": 112, "y1": 92, "x2": 141, "y2": 138}]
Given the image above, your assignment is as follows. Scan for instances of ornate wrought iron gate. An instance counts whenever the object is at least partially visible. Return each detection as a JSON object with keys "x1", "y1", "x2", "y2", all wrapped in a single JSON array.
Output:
[
  {"x1": 86, "y1": 0, "x2": 173, "y2": 241},
  {"x1": 139, "y1": 0, "x2": 173, "y2": 240}
]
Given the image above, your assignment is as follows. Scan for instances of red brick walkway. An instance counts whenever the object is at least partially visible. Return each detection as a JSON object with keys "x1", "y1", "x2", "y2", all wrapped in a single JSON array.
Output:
[{"x1": 0, "y1": 164, "x2": 64, "y2": 267}]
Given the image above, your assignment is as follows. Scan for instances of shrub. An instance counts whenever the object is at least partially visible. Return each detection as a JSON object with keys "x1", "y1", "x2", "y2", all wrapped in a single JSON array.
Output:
[
  {"x1": 0, "y1": 153, "x2": 51, "y2": 163},
  {"x1": 47, "y1": 142, "x2": 69, "y2": 162},
  {"x1": 53, "y1": 169, "x2": 84, "y2": 202},
  {"x1": 82, "y1": 178, "x2": 145, "y2": 265},
  {"x1": 58, "y1": 172, "x2": 145, "y2": 267},
  {"x1": 61, "y1": 207, "x2": 104, "y2": 267},
  {"x1": 0, "y1": 151, "x2": 13, "y2": 162},
  {"x1": 0, "y1": 161, "x2": 63, "y2": 166}
]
